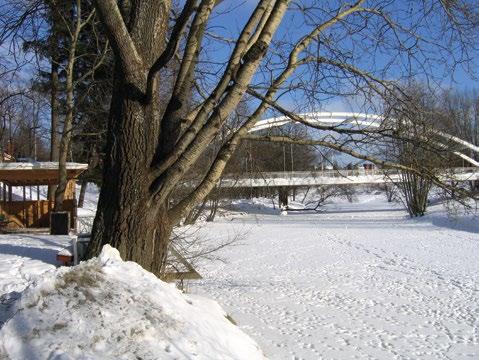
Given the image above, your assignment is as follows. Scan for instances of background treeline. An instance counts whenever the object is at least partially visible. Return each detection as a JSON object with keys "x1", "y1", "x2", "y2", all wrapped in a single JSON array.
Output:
[{"x1": 0, "y1": 0, "x2": 478, "y2": 192}]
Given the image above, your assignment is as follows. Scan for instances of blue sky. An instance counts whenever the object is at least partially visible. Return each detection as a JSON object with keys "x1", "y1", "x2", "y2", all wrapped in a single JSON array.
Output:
[
  {"x1": 3, "y1": 0, "x2": 478, "y2": 127},
  {"x1": 209, "y1": 1, "x2": 479, "y2": 113}
]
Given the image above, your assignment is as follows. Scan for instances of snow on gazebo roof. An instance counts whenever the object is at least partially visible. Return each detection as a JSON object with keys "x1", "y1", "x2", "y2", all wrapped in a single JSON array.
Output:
[{"x1": 0, "y1": 162, "x2": 88, "y2": 186}]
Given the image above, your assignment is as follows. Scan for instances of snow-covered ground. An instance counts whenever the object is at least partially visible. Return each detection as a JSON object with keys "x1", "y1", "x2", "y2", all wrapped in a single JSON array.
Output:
[
  {"x1": 0, "y1": 234, "x2": 72, "y2": 329},
  {"x1": 0, "y1": 188, "x2": 478, "y2": 359},
  {"x1": 193, "y1": 195, "x2": 479, "y2": 359}
]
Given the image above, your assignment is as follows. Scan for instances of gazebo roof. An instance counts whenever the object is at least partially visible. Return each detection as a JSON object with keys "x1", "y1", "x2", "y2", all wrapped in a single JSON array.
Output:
[{"x1": 0, "y1": 162, "x2": 88, "y2": 186}]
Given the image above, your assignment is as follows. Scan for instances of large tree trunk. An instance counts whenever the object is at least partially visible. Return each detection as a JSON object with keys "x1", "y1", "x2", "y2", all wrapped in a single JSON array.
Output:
[
  {"x1": 87, "y1": 1, "x2": 174, "y2": 274},
  {"x1": 87, "y1": 67, "x2": 168, "y2": 275},
  {"x1": 90, "y1": 191, "x2": 171, "y2": 276},
  {"x1": 87, "y1": 0, "x2": 282, "y2": 275}
]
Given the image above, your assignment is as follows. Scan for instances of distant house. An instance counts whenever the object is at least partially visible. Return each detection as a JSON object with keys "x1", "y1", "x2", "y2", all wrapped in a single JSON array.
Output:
[
  {"x1": 354, "y1": 161, "x2": 376, "y2": 171},
  {"x1": 363, "y1": 163, "x2": 375, "y2": 171}
]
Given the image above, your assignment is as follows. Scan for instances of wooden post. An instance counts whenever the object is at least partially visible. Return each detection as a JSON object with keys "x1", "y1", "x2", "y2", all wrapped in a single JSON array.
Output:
[
  {"x1": 278, "y1": 187, "x2": 289, "y2": 208},
  {"x1": 23, "y1": 186, "x2": 27, "y2": 227},
  {"x1": 64, "y1": 180, "x2": 75, "y2": 199},
  {"x1": 72, "y1": 181, "x2": 77, "y2": 230}
]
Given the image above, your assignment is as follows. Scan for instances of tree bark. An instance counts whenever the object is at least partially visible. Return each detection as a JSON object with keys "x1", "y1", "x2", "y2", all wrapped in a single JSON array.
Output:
[
  {"x1": 399, "y1": 171, "x2": 431, "y2": 217},
  {"x1": 50, "y1": 61, "x2": 60, "y2": 162},
  {"x1": 87, "y1": 0, "x2": 287, "y2": 274},
  {"x1": 48, "y1": 58, "x2": 60, "y2": 201},
  {"x1": 78, "y1": 179, "x2": 87, "y2": 208},
  {"x1": 279, "y1": 187, "x2": 289, "y2": 208},
  {"x1": 54, "y1": 0, "x2": 83, "y2": 211},
  {"x1": 87, "y1": 67, "x2": 169, "y2": 276},
  {"x1": 54, "y1": 67, "x2": 74, "y2": 211}
]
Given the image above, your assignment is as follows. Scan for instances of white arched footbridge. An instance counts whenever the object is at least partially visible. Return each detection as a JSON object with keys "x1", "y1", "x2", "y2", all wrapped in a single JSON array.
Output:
[
  {"x1": 211, "y1": 111, "x2": 479, "y2": 188},
  {"x1": 248, "y1": 112, "x2": 479, "y2": 167}
]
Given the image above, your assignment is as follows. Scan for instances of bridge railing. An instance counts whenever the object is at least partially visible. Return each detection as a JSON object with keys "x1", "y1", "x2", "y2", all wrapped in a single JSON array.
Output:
[
  {"x1": 227, "y1": 168, "x2": 392, "y2": 180},
  {"x1": 180, "y1": 167, "x2": 478, "y2": 189},
  {"x1": 224, "y1": 167, "x2": 478, "y2": 181},
  {"x1": 450, "y1": 167, "x2": 478, "y2": 174}
]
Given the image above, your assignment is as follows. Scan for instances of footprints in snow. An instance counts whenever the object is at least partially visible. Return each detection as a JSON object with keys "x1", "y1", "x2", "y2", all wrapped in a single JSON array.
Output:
[{"x1": 197, "y1": 230, "x2": 479, "y2": 359}]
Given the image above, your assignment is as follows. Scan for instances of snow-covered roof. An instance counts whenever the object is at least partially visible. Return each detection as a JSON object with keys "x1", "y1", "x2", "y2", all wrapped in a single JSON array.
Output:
[
  {"x1": 0, "y1": 162, "x2": 88, "y2": 186},
  {"x1": 0, "y1": 162, "x2": 88, "y2": 171}
]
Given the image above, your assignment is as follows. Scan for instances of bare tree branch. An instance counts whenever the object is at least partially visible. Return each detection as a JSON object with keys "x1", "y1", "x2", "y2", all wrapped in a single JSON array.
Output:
[{"x1": 93, "y1": 0, "x2": 143, "y2": 80}]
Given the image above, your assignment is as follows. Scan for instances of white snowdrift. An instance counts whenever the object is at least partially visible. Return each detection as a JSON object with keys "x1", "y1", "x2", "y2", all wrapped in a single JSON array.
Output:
[{"x1": 0, "y1": 245, "x2": 265, "y2": 360}]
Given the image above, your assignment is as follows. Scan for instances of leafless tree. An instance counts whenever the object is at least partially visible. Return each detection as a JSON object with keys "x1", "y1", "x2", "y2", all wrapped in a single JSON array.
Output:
[
  {"x1": 384, "y1": 85, "x2": 454, "y2": 216},
  {"x1": 82, "y1": 0, "x2": 479, "y2": 275},
  {"x1": 381, "y1": 183, "x2": 398, "y2": 203},
  {"x1": 52, "y1": 1, "x2": 108, "y2": 210}
]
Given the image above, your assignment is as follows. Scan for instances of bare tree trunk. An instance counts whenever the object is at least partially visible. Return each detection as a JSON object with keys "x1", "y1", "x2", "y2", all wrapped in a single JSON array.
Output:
[
  {"x1": 48, "y1": 59, "x2": 60, "y2": 201},
  {"x1": 54, "y1": 0, "x2": 85, "y2": 211},
  {"x1": 301, "y1": 186, "x2": 310, "y2": 203},
  {"x1": 399, "y1": 171, "x2": 432, "y2": 217},
  {"x1": 206, "y1": 197, "x2": 219, "y2": 222},
  {"x1": 85, "y1": 0, "x2": 289, "y2": 275},
  {"x1": 54, "y1": 52, "x2": 75, "y2": 211},
  {"x1": 50, "y1": 61, "x2": 60, "y2": 162},
  {"x1": 78, "y1": 179, "x2": 87, "y2": 208},
  {"x1": 88, "y1": 70, "x2": 168, "y2": 275},
  {"x1": 279, "y1": 187, "x2": 288, "y2": 208},
  {"x1": 384, "y1": 184, "x2": 396, "y2": 202},
  {"x1": 184, "y1": 197, "x2": 208, "y2": 225}
]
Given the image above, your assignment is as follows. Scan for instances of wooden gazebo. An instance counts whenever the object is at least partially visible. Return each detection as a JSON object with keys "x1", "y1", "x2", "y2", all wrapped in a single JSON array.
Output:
[{"x1": 0, "y1": 162, "x2": 88, "y2": 229}]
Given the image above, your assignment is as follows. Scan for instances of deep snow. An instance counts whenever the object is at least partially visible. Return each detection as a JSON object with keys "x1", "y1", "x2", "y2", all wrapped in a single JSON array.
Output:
[
  {"x1": 0, "y1": 235, "x2": 72, "y2": 296},
  {"x1": 0, "y1": 189, "x2": 478, "y2": 359},
  {"x1": 0, "y1": 246, "x2": 265, "y2": 360}
]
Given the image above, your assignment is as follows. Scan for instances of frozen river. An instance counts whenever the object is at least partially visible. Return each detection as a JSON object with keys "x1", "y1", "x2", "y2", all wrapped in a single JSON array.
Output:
[{"x1": 194, "y1": 196, "x2": 479, "y2": 359}]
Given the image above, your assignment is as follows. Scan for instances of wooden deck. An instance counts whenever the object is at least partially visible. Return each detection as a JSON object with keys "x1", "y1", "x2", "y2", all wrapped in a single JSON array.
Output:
[
  {"x1": 0, "y1": 199, "x2": 76, "y2": 229},
  {"x1": 0, "y1": 162, "x2": 87, "y2": 230}
]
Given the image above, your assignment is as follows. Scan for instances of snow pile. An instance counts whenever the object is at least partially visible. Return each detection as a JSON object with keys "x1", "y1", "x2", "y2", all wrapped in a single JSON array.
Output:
[{"x1": 0, "y1": 245, "x2": 265, "y2": 360}]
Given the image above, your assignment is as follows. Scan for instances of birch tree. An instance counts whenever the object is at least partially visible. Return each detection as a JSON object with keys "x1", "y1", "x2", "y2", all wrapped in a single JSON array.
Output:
[{"x1": 52, "y1": 0, "x2": 108, "y2": 210}]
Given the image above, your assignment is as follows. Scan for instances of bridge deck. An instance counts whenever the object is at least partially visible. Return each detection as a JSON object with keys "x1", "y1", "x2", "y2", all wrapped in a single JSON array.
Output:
[{"x1": 217, "y1": 168, "x2": 479, "y2": 188}]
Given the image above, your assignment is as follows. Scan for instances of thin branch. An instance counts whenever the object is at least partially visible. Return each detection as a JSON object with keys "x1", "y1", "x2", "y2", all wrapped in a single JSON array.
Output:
[{"x1": 145, "y1": 0, "x2": 196, "y2": 102}]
